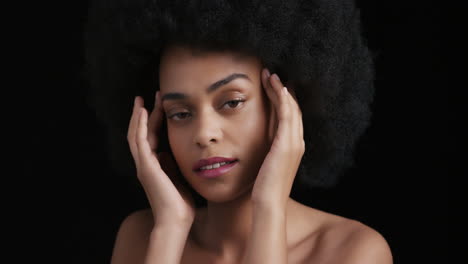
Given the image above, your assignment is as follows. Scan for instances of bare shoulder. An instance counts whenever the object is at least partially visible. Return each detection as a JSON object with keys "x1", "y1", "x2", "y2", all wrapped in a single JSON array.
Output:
[
  {"x1": 328, "y1": 218, "x2": 392, "y2": 264},
  {"x1": 110, "y1": 208, "x2": 154, "y2": 264},
  {"x1": 304, "y1": 208, "x2": 393, "y2": 264}
]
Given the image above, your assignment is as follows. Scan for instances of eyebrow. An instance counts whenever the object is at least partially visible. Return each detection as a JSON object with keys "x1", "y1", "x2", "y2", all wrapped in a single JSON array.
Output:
[{"x1": 161, "y1": 73, "x2": 250, "y2": 102}]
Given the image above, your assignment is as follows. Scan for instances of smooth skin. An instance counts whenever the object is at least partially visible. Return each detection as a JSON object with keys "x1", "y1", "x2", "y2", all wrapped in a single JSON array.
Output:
[{"x1": 112, "y1": 46, "x2": 393, "y2": 264}]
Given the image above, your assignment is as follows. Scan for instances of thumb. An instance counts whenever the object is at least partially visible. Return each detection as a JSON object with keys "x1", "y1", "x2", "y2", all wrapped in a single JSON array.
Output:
[
  {"x1": 158, "y1": 152, "x2": 186, "y2": 187},
  {"x1": 158, "y1": 152, "x2": 194, "y2": 203},
  {"x1": 158, "y1": 152, "x2": 178, "y2": 176}
]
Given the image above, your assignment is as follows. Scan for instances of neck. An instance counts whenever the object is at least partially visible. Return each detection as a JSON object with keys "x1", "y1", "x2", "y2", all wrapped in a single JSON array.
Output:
[
  {"x1": 191, "y1": 189, "x2": 253, "y2": 259},
  {"x1": 190, "y1": 190, "x2": 296, "y2": 260}
]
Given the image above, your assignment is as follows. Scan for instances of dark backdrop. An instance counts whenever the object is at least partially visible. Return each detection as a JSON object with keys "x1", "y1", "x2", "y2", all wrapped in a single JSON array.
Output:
[{"x1": 27, "y1": 0, "x2": 451, "y2": 263}]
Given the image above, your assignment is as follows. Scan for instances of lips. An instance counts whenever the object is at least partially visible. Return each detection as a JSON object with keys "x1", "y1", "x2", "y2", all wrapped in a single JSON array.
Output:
[{"x1": 192, "y1": 157, "x2": 238, "y2": 171}]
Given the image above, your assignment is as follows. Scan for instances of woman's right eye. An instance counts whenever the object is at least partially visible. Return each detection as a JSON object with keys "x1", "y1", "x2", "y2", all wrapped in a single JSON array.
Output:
[{"x1": 169, "y1": 112, "x2": 191, "y2": 121}]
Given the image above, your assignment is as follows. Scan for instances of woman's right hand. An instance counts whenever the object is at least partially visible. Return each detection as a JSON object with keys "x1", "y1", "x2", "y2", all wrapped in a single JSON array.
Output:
[{"x1": 127, "y1": 92, "x2": 196, "y2": 226}]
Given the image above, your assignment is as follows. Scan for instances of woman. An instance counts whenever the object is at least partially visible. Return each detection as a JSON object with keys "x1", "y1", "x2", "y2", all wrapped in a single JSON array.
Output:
[{"x1": 84, "y1": 0, "x2": 392, "y2": 263}]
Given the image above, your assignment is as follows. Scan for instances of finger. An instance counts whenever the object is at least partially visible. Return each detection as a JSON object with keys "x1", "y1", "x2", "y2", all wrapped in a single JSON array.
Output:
[
  {"x1": 288, "y1": 92, "x2": 301, "y2": 153},
  {"x1": 261, "y1": 69, "x2": 277, "y2": 143},
  {"x1": 286, "y1": 90, "x2": 305, "y2": 156},
  {"x1": 285, "y1": 88, "x2": 297, "y2": 152},
  {"x1": 268, "y1": 97, "x2": 276, "y2": 144},
  {"x1": 286, "y1": 90, "x2": 304, "y2": 150},
  {"x1": 159, "y1": 152, "x2": 184, "y2": 188},
  {"x1": 127, "y1": 96, "x2": 144, "y2": 165},
  {"x1": 158, "y1": 152, "x2": 193, "y2": 204},
  {"x1": 298, "y1": 104, "x2": 304, "y2": 148},
  {"x1": 261, "y1": 68, "x2": 281, "y2": 107},
  {"x1": 298, "y1": 102, "x2": 304, "y2": 148},
  {"x1": 136, "y1": 107, "x2": 159, "y2": 167},
  {"x1": 284, "y1": 87, "x2": 304, "y2": 152},
  {"x1": 268, "y1": 73, "x2": 292, "y2": 150},
  {"x1": 147, "y1": 91, "x2": 164, "y2": 151},
  {"x1": 158, "y1": 152, "x2": 176, "y2": 177},
  {"x1": 269, "y1": 73, "x2": 291, "y2": 124}
]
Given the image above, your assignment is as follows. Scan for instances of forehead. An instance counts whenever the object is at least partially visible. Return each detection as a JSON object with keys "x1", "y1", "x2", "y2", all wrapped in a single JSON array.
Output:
[{"x1": 159, "y1": 46, "x2": 262, "y2": 89}]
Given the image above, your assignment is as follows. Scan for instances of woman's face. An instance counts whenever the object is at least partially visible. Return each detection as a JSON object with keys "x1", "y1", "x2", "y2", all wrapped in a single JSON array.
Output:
[{"x1": 159, "y1": 46, "x2": 272, "y2": 203}]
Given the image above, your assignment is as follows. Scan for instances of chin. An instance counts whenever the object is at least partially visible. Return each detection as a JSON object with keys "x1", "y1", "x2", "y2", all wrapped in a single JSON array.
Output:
[{"x1": 194, "y1": 181, "x2": 254, "y2": 204}]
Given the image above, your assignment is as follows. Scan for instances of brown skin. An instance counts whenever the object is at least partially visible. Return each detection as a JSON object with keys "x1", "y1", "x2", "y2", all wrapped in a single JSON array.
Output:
[
  {"x1": 160, "y1": 46, "x2": 272, "y2": 206},
  {"x1": 113, "y1": 45, "x2": 393, "y2": 264}
]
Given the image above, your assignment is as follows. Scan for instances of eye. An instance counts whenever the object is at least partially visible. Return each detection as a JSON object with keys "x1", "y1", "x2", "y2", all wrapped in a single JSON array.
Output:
[
  {"x1": 223, "y1": 99, "x2": 245, "y2": 109},
  {"x1": 168, "y1": 112, "x2": 191, "y2": 121},
  {"x1": 168, "y1": 99, "x2": 245, "y2": 121}
]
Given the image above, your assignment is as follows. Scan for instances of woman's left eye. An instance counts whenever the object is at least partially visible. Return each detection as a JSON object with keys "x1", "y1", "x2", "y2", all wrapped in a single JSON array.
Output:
[{"x1": 223, "y1": 99, "x2": 245, "y2": 109}]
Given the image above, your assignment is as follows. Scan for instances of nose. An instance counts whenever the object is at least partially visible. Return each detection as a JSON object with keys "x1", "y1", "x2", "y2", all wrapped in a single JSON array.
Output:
[{"x1": 193, "y1": 110, "x2": 222, "y2": 148}]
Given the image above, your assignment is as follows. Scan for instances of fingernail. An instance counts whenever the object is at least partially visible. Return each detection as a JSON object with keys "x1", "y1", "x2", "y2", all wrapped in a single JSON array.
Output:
[
  {"x1": 156, "y1": 91, "x2": 160, "y2": 103},
  {"x1": 134, "y1": 96, "x2": 138, "y2": 106},
  {"x1": 273, "y1": 74, "x2": 280, "y2": 82},
  {"x1": 282, "y1": 87, "x2": 288, "y2": 95},
  {"x1": 265, "y1": 68, "x2": 271, "y2": 77}
]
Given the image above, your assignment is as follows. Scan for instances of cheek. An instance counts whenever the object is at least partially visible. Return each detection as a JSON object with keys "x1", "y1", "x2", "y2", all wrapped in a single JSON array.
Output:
[
  {"x1": 167, "y1": 127, "x2": 186, "y2": 163},
  {"x1": 240, "y1": 111, "x2": 266, "y2": 134},
  {"x1": 168, "y1": 127, "x2": 186, "y2": 147},
  {"x1": 166, "y1": 132, "x2": 196, "y2": 184},
  {"x1": 234, "y1": 100, "x2": 270, "y2": 148},
  {"x1": 250, "y1": 96, "x2": 269, "y2": 133}
]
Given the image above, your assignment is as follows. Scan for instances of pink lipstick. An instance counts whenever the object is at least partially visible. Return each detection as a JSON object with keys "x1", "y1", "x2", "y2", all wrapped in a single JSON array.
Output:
[{"x1": 193, "y1": 157, "x2": 238, "y2": 178}]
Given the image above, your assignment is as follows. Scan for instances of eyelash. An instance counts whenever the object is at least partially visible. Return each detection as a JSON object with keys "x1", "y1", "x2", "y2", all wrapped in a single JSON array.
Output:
[{"x1": 168, "y1": 99, "x2": 246, "y2": 121}]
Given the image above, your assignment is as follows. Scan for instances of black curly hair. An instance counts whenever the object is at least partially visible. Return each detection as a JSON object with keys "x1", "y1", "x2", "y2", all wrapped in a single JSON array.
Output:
[{"x1": 83, "y1": 0, "x2": 375, "y2": 200}]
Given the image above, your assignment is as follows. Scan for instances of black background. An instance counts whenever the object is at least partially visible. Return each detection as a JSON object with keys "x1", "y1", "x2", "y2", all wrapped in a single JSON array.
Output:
[{"x1": 26, "y1": 0, "x2": 452, "y2": 263}]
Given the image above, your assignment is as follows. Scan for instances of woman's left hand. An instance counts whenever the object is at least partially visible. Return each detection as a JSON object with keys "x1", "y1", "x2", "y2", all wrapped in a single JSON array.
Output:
[{"x1": 251, "y1": 68, "x2": 305, "y2": 209}]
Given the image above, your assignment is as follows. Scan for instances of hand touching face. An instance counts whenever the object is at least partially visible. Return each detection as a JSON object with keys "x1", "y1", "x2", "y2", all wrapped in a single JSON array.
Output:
[
  {"x1": 158, "y1": 46, "x2": 272, "y2": 203},
  {"x1": 251, "y1": 69, "x2": 305, "y2": 208}
]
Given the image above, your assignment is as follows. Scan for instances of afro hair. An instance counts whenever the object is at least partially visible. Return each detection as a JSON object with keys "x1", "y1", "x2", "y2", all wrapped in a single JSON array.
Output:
[{"x1": 83, "y1": 0, "x2": 375, "y2": 193}]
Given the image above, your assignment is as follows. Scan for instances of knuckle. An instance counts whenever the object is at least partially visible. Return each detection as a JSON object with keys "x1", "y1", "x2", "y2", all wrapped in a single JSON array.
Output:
[
  {"x1": 135, "y1": 135, "x2": 142, "y2": 147},
  {"x1": 126, "y1": 133, "x2": 133, "y2": 142},
  {"x1": 295, "y1": 144, "x2": 303, "y2": 153},
  {"x1": 280, "y1": 106, "x2": 291, "y2": 120},
  {"x1": 127, "y1": 140, "x2": 134, "y2": 151},
  {"x1": 294, "y1": 140, "x2": 305, "y2": 154}
]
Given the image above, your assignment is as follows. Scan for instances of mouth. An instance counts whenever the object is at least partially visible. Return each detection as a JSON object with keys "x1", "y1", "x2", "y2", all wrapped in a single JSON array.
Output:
[
  {"x1": 194, "y1": 160, "x2": 239, "y2": 179},
  {"x1": 196, "y1": 160, "x2": 237, "y2": 171},
  {"x1": 192, "y1": 157, "x2": 238, "y2": 172}
]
